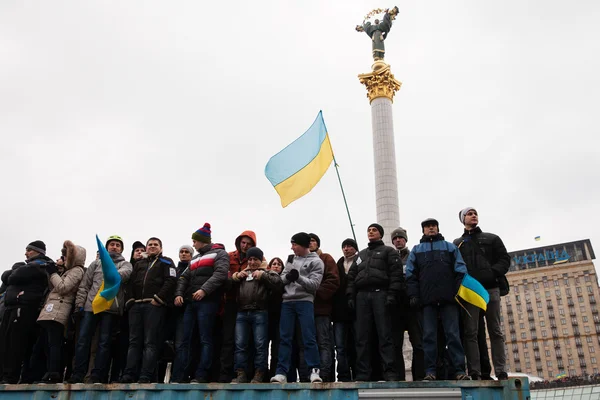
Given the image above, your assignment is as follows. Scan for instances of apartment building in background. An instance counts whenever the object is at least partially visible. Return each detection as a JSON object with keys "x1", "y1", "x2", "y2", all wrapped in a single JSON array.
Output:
[{"x1": 501, "y1": 239, "x2": 598, "y2": 380}]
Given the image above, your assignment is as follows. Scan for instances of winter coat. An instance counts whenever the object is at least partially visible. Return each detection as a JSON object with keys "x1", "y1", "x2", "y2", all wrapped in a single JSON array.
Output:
[
  {"x1": 226, "y1": 230, "x2": 257, "y2": 301},
  {"x1": 406, "y1": 233, "x2": 467, "y2": 306},
  {"x1": 127, "y1": 253, "x2": 177, "y2": 307},
  {"x1": 332, "y1": 255, "x2": 356, "y2": 322},
  {"x1": 231, "y1": 266, "x2": 282, "y2": 311},
  {"x1": 2, "y1": 255, "x2": 53, "y2": 309},
  {"x1": 175, "y1": 243, "x2": 229, "y2": 303},
  {"x1": 453, "y1": 227, "x2": 510, "y2": 290},
  {"x1": 38, "y1": 241, "x2": 86, "y2": 327},
  {"x1": 76, "y1": 252, "x2": 132, "y2": 315},
  {"x1": 313, "y1": 250, "x2": 340, "y2": 316},
  {"x1": 346, "y1": 240, "x2": 404, "y2": 303},
  {"x1": 281, "y1": 252, "x2": 324, "y2": 303}
]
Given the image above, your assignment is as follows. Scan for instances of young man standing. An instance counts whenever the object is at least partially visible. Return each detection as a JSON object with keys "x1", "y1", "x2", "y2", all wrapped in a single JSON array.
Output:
[
  {"x1": 454, "y1": 207, "x2": 510, "y2": 380},
  {"x1": 271, "y1": 232, "x2": 324, "y2": 384}
]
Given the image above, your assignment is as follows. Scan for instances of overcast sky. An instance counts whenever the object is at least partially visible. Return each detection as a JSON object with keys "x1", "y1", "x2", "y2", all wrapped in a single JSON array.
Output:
[{"x1": 1, "y1": 1, "x2": 599, "y2": 274}]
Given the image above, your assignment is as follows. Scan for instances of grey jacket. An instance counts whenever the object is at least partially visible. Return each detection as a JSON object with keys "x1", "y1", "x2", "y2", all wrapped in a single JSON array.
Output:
[
  {"x1": 75, "y1": 253, "x2": 132, "y2": 315},
  {"x1": 281, "y1": 252, "x2": 324, "y2": 303}
]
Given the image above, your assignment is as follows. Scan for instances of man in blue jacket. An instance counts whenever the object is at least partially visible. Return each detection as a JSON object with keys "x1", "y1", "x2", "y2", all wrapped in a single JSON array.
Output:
[{"x1": 406, "y1": 219, "x2": 470, "y2": 381}]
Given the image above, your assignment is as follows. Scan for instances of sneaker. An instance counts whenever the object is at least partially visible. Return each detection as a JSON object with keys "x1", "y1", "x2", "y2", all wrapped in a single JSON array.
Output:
[
  {"x1": 119, "y1": 375, "x2": 135, "y2": 384},
  {"x1": 423, "y1": 374, "x2": 436, "y2": 381},
  {"x1": 138, "y1": 377, "x2": 151, "y2": 384},
  {"x1": 191, "y1": 377, "x2": 208, "y2": 384},
  {"x1": 270, "y1": 374, "x2": 287, "y2": 383},
  {"x1": 231, "y1": 369, "x2": 248, "y2": 384},
  {"x1": 40, "y1": 373, "x2": 62, "y2": 384},
  {"x1": 470, "y1": 373, "x2": 481, "y2": 380},
  {"x1": 66, "y1": 375, "x2": 84, "y2": 384},
  {"x1": 88, "y1": 376, "x2": 102, "y2": 384},
  {"x1": 250, "y1": 370, "x2": 265, "y2": 384},
  {"x1": 455, "y1": 374, "x2": 471, "y2": 381},
  {"x1": 310, "y1": 368, "x2": 322, "y2": 383},
  {"x1": 497, "y1": 372, "x2": 508, "y2": 380}
]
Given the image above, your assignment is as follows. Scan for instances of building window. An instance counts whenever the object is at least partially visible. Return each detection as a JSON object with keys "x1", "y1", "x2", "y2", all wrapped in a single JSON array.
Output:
[
  {"x1": 593, "y1": 358, "x2": 597, "y2": 364},
  {"x1": 566, "y1": 288, "x2": 572, "y2": 296},
  {"x1": 590, "y1": 346, "x2": 596, "y2": 353},
  {"x1": 591, "y1": 295, "x2": 597, "y2": 303},
  {"x1": 516, "y1": 295, "x2": 521, "y2": 302},
  {"x1": 577, "y1": 287, "x2": 583, "y2": 294},
  {"x1": 535, "y1": 282, "x2": 539, "y2": 289},
  {"x1": 578, "y1": 296, "x2": 584, "y2": 303},
  {"x1": 545, "y1": 350, "x2": 551, "y2": 357},
  {"x1": 587, "y1": 337, "x2": 593, "y2": 343},
  {"x1": 563, "y1": 329, "x2": 568, "y2": 335},
  {"x1": 544, "y1": 281, "x2": 549, "y2": 288},
  {"x1": 585, "y1": 326, "x2": 591, "y2": 334},
  {"x1": 520, "y1": 323, "x2": 525, "y2": 329},
  {"x1": 521, "y1": 332, "x2": 527, "y2": 339},
  {"x1": 542, "y1": 331, "x2": 547, "y2": 338},
  {"x1": 558, "y1": 299, "x2": 563, "y2": 305},
  {"x1": 546, "y1": 292, "x2": 551, "y2": 298},
  {"x1": 511, "y1": 333, "x2": 517, "y2": 342},
  {"x1": 515, "y1": 286, "x2": 519, "y2": 293},
  {"x1": 561, "y1": 319, "x2": 567, "y2": 325},
  {"x1": 537, "y1": 301, "x2": 542, "y2": 309},
  {"x1": 584, "y1": 316, "x2": 589, "y2": 322},
  {"x1": 559, "y1": 308, "x2": 565, "y2": 315},
  {"x1": 585, "y1": 276, "x2": 591, "y2": 282},
  {"x1": 538, "y1": 311, "x2": 544, "y2": 317},
  {"x1": 569, "y1": 359, "x2": 575, "y2": 365},
  {"x1": 589, "y1": 286, "x2": 594, "y2": 293},
  {"x1": 517, "y1": 304, "x2": 522, "y2": 313},
  {"x1": 547, "y1": 361, "x2": 552, "y2": 367},
  {"x1": 564, "y1": 279, "x2": 570, "y2": 286},
  {"x1": 524, "y1": 342, "x2": 529, "y2": 349},
  {"x1": 540, "y1": 320, "x2": 546, "y2": 327},
  {"x1": 554, "y1": 280, "x2": 560, "y2": 287}
]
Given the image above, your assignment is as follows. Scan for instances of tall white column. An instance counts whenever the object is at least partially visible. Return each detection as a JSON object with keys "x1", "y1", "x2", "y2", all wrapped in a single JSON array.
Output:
[{"x1": 371, "y1": 96, "x2": 400, "y2": 245}]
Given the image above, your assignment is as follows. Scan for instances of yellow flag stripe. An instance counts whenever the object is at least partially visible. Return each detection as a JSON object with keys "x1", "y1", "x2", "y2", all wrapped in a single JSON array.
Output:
[{"x1": 458, "y1": 285, "x2": 488, "y2": 311}]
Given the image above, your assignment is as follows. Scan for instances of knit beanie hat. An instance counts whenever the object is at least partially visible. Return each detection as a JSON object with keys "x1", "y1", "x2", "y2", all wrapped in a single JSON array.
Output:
[
  {"x1": 27, "y1": 240, "x2": 46, "y2": 255},
  {"x1": 368, "y1": 223, "x2": 384, "y2": 237},
  {"x1": 391, "y1": 227, "x2": 408, "y2": 242},
  {"x1": 308, "y1": 233, "x2": 321, "y2": 249},
  {"x1": 192, "y1": 223, "x2": 212, "y2": 244},
  {"x1": 291, "y1": 232, "x2": 311, "y2": 248},
  {"x1": 459, "y1": 207, "x2": 477, "y2": 224},
  {"x1": 341, "y1": 238, "x2": 359, "y2": 252},
  {"x1": 246, "y1": 247, "x2": 264, "y2": 261},
  {"x1": 421, "y1": 218, "x2": 439, "y2": 232},
  {"x1": 179, "y1": 244, "x2": 194, "y2": 255}
]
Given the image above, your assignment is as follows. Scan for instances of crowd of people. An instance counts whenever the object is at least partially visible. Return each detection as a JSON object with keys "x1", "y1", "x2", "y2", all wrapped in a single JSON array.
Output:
[
  {"x1": 530, "y1": 373, "x2": 600, "y2": 389},
  {"x1": 0, "y1": 207, "x2": 512, "y2": 385}
]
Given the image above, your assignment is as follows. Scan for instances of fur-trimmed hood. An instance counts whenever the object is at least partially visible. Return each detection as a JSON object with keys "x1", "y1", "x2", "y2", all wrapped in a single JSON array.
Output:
[{"x1": 64, "y1": 240, "x2": 86, "y2": 270}]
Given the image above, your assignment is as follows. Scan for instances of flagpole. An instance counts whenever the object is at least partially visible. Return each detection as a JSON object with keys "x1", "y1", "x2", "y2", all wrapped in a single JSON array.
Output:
[{"x1": 320, "y1": 111, "x2": 357, "y2": 243}]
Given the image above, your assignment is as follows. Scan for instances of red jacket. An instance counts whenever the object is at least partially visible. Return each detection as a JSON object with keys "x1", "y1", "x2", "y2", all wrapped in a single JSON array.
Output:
[
  {"x1": 226, "y1": 230, "x2": 257, "y2": 301},
  {"x1": 314, "y1": 250, "x2": 340, "y2": 316}
]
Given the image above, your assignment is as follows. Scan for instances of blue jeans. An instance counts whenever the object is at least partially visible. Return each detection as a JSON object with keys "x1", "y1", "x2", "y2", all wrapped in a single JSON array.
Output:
[
  {"x1": 333, "y1": 321, "x2": 352, "y2": 381},
  {"x1": 173, "y1": 299, "x2": 219, "y2": 381},
  {"x1": 72, "y1": 312, "x2": 117, "y2": 380},
  {"x1": 315, "y1": 316, "x2": 333, "y2": 381},
  {"x1": 234, "y1": 310, "x2": 268, "y2": 372},
  {"x1": 124, "y1": 303, "x2": 166, "y2": 381},
  {"x1": 422, "y1": 303, "x2": 465, "y2": 377},
  {"x1": 276, "y1": 301, "x2": 320, "y2": 375}
]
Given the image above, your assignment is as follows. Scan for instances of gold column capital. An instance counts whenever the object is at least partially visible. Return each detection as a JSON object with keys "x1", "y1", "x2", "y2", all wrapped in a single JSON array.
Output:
[{"x1": 358, "y1": 60, "x2": 402, "y2": 103}]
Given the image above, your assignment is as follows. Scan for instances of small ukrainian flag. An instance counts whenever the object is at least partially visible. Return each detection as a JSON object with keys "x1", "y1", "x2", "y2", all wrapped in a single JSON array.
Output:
[
  {"x1": 265, "y1": 111, "x2": 334, "y2": 208},
  {"x1": 91, "y1": 235, "x2": 122, "y2": 314},
  {"x1": 457, "y1": 274, "x2": 490, "y2": 311},
  {"x1": 535, "y1": 236, "x2": 541, "y2": 241}
]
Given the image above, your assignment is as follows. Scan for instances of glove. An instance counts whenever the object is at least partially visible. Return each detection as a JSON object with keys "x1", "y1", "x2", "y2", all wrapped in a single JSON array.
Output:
[
  {"x1": 347, "y1": 298, "x2": 355, "y2": 310},
  {"x1": 72, "y1": 307, "x2": 84, "y2": 318},
  {"x1": 385, "y1": 296, "x2": 397, "y2": 308},
  {"x1": 286, "y1": 269, "x2": 299, "y2": 282},
  {"x1": 45, "y1": 263, "x2": 58, "y2": 276},
  {"x1": 409, "y1": 297, "x2": 420, "y2": 309}
]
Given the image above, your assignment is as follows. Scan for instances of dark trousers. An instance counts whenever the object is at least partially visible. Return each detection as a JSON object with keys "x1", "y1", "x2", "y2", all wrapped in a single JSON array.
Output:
[
  {"x1": 422, "y1": 303, "x2": 465, "y2": 377},
  {"x1": 392, "y1": 304, "x2": 425, "y2": 381},
  {"x1": 109, "y1": 310, "x2": 129, "y2": 382},
  {"x1": 218, "y1": 300, "x2": 237, "y2": 381},
  {"x1": 333, "y1": 320, "x2": 355, "y2": 381},
  {"x1": 478, "y1": 314, "x2": 492, "y2": 378},
  {"x1": 72, "y1": 311, "x2": 117, "y2": 381},
  {"x1": 315, "y1": 316, "x2": 333, "y2": 381},
  {"x1": 124, "y1": 303, "x2": 166, "y2": 381},
  {"x1": 267, "y1": 311, "x2": 280, "y2": 381},
  {"x1": 173, "y1": 299, "x2": 219, "y2": 381},
  {"x1": 0, "y1": 306, "x2": 41, "y2": 383},
  {"x1": 40, "y1": 321, "x2": 65, "y2": 378},
  {"x1": 354, "y1": 290, "x2": 397, "y2": 381}
]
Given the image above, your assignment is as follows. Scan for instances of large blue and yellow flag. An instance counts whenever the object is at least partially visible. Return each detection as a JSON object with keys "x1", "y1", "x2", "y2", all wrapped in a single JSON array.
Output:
[
  {"x1": 265, "y1": 111, "x2": 334, "y2": 207},
  {"x1": 92, "y1": 235, "x2": 122, "y2": 314},
  {"x1": 457, "y1": 274, "x2": 490, "y2": 312}
]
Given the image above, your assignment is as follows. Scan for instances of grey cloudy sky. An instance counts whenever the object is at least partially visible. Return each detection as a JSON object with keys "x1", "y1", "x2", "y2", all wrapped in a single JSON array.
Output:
[{"x1": 1, "y1": 1, "x2": 599, "y2": 272}]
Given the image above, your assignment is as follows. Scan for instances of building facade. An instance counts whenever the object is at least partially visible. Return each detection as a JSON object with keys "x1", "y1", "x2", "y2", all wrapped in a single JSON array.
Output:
[{"x1": 501, "y1": 239, "x2": 599, "y2": 380}]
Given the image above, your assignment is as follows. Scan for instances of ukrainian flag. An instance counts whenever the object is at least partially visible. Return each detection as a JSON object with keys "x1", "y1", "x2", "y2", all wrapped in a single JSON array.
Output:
[
  {"x1": 91, "y1": 235, "x2": 122, "y2": 314},
  {"x1": 457, "y1": 274, "x2": 490, "y2": 311},
  {"x1": 265, "y1": 111, "x2": 334, "y2": 207}
]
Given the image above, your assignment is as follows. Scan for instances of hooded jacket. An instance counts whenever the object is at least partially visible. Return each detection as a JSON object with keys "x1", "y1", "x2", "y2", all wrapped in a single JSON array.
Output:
[
  {"x1": 453, "y1": 226, "x2": 510, "y2": 290},
  {"x1": 76, "y1": 252, "x2": 132, "y2": 315},
  {"x1": 127, "y1": 252, "x2": 177, "y2": 307},
  {"x1": 313, "y1": 249, "x2": 340, "y2": 316},
  {"x1": 406, "y1": 233, "x2": 467, "y2": 306},
  {"x1": 175, "y1": 243, "x2": 229, "y2": 302},
  {"x1": 38, "y1": 241, "x2": 86, "y2": 326},
  {"x1": 231, "y1": 265, "x2": 282, "y2": 311},
  {"x1": 226, "y1": 230, "x2": 257, "y2": 301},
  {"x1": 2, "y1": 254, "x2": 53, "y2": 308},
  {"x1": 281, "y1": 251, "x2": 324, "y2": 303}
]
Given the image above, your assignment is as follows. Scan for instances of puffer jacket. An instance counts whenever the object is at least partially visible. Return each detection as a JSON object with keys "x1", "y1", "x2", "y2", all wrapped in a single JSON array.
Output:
[
  {"x1": 3, "y1": 255, "x2": 53, "y2": 308},
  {"x1": 38, "y1": 241, "x2": 86, "y2": 327},
  {"x1": 127, "y1": 253, "x2": 177, "y2": 307},
  {"x1": 226, "y1": 230, "x2": 257, "y2": 301},
  {"x1": 346, "y1": 240, "x2": 403, "y2": 302},
  {"x1": 176, "y1": 243, "x2": 229, "y2": 302},
  {"x1": 313, "y1": 250, "x2": 340, "y2": 316},
  {"x1": 76, "y1": 252, "x2": 132, "y2": 315},
  {"x1": 232, "y1": 266, "x2": 282, "y2": 311},
  {"x1": 406, "y1": 233, "x2": 467, "y2": 306},
  {"x1": 453, "y1": 227, "x2": 510, "y2": 290}
]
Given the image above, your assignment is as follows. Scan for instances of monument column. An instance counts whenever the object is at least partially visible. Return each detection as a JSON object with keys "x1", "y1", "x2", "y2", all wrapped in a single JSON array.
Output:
[{"x1": 359, "y1": 60, "x2": 402, "y2": 245}]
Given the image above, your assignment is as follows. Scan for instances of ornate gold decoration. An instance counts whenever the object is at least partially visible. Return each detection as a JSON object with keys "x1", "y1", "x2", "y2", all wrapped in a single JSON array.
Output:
[
  {"x1": 358, "y1": 60, "x2": 402, "y2": 103},
  {"x1": 361, "y1": 7, "x2": 398, "y2": 24}
]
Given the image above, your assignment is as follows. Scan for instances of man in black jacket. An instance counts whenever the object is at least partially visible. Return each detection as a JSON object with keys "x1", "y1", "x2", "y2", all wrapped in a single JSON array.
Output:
[
  {"x1": 346, "y1": 224, "x2": 403, "y2": 381},
  {"x1": 121, "y1": 237, "x2": 177, "y2": 383},
  {"x1": 0, "y1": 240, "x2": 54, "y2": 384},
  {"x1": 454, "y1": 207, "x2": 510, "y2": 380}
]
